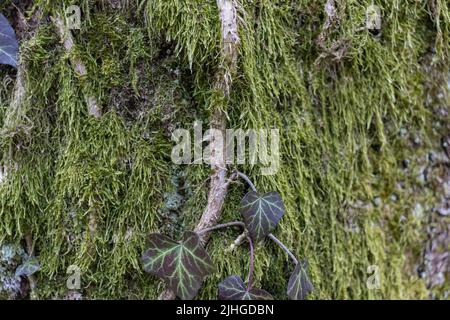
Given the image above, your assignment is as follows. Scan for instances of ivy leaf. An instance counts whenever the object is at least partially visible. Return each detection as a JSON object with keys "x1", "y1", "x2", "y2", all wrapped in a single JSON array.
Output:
[
  {"x1": 141, "y1": 231, "x2": 215, "y2": 300},
  {"x1": 0, "y1": 14, "x2": 19, "y2": 68},
  {"x1": 15, "y1": 257, "x2": 40, "y2": 278},
  {"x1": 218, "y1": 275, "x2": 273, "y2": 300},
  {"x1": 240, "y1": 191, "x2": 285, "y2": 242},
  {"x1": 287, "y1": 261, "x2": 314, "y2": 300}
]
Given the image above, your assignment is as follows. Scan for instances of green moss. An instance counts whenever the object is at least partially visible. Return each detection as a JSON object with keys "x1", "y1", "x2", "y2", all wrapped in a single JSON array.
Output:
[{"x1": 0, "y1": 0, "x2": 448, "y2": 299}]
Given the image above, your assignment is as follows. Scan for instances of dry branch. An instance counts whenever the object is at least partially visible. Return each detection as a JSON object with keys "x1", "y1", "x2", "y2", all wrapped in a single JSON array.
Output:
[
  {"x1": 194, "y1": 0, "x2": 240, "y2": 243},
  {"x1": 158, "y1": 0, "x2": 241, "y2": 300}
]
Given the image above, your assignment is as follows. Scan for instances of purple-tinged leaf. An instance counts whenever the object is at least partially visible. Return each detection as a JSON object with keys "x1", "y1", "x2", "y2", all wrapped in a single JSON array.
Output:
[
  {"x1": 0, "y1": 14, "x2": 18, "y2": 68},
  {"x1": 287, "y1": 261, "x2": 314, "y2": 300},
  {"x1": 218, "y1": 275, "x2": 273, "y2": 300},
  {"x1": 15, "y1": 257, "x2": 40, "y2": 278},
  {"x1": 240, "y1": 191, "x2": 285, "y2": 242},
  {"x1": 141, "y1": 231, "x2": 215, "y2": 300}
]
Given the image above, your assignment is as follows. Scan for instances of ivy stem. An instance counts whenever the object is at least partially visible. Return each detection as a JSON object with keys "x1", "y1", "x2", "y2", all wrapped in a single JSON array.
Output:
[
  {"x1": 246, "y1": 236, "x2": 254, "y2": 291},
  {"x1": 236, "y1": 171, "x2": 257, "y2": 192},
  {"x1": 233, "y1": 170, "x2": 299, "y2": 266},
  {"x1": 268, "y1": 233, "x2": 298, "y2": 265},
  {"x1": 196, "y1": 221, "x2": 245, "y2": 235}
]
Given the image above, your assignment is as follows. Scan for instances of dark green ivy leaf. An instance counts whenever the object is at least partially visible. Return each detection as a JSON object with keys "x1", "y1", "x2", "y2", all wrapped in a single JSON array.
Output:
[
  {"x1": 218, "y1": 275, "x2": 273, "y2": 300},
  {"x1": 15, "y1": 257, "x2": 40, "y2": 278},
  {"x1": 287, "y1": 261, "x2": 314, "y2": 300},
  {"x1": 141, "y1": 231, "x2": 215, "y2": 300},
  {"x1": 240, "y1": 191, "x2": 285, "y2": 242},
  {"x1": 0, "y1": 14, "x2": 18, "y2": 68}
]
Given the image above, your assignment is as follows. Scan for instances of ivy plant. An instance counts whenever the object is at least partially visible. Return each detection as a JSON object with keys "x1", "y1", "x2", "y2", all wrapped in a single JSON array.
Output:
[
  {"x1": 0, "y1": 13, "x2": 18, "y2": 68},
  {"x1": 142, "y1": 171, "x2": 313, "y2": 300}
]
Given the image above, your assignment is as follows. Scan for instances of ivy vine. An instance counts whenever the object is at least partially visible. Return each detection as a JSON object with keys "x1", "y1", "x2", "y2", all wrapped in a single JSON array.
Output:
[{"x1": 142, "y1": 171, "x2": 313, "y2": 300}]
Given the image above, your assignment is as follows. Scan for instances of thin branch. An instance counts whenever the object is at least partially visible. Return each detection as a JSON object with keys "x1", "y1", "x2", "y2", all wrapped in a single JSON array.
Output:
[
  {"x1": 268, "y1": 233, "x2": 298, "y2": 265},
  {"x1": 246, "y1": 235, "x2": 254, "y2": 290},
  {"x1": 192, "y1": 0, "x2": 241, "y2": 245},
  {"x1": 159, "y1": 0, "x2": 241, "y2": 300}
]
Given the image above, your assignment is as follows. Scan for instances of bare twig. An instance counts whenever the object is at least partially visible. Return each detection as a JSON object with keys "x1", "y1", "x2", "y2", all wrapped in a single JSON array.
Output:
[
  {"x1": 193, "y1": 0, "x2": 241, "y2": 245},
  {"x1": 159, "y1": 0, "x2": 241, "y2": 300}
]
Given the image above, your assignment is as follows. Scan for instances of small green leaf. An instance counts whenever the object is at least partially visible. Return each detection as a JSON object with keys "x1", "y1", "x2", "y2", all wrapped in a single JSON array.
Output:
[
  {"x1": 15, "y1": 257, "x2": 40, "y2": 278},
  {"x1": 218, "y1": 275, "x2": 273, "y2": 300},
  {"x1": 0, "y1": 14, "x2": 18, "y2": 68},
  {"x1": 141, "y1": 231, "x2": 215, "y2": 300},
  {"x1": 240, "y1": 191, "x2": 285, "y2": 242},
  {"x1": 287, "y1": 261, "x2": 314, "y2": 300}
]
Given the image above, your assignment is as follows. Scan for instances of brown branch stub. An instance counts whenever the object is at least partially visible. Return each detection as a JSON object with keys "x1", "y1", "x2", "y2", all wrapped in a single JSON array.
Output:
[{"x1": 53, "y1": 16, "x2": 102, "y2": 118}]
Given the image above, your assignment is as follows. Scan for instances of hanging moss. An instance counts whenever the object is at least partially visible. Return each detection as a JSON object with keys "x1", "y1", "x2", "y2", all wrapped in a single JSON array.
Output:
[{"x1": 0, "y1": 0, "x2": 448, "y2": 299}]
